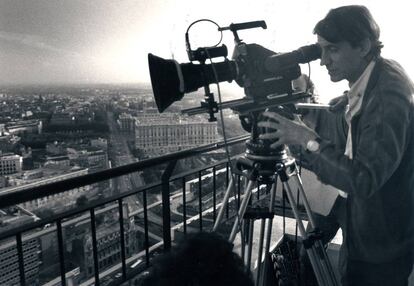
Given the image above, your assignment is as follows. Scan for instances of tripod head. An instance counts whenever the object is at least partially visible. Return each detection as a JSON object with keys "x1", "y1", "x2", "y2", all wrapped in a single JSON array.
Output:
[{"x1": 235, "y1": 109, "x2": 296, "y2": 181}]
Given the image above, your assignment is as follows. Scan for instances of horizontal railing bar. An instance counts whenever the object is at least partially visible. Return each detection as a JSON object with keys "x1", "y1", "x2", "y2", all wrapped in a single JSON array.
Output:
[
  {"x1": 0, "y1": 180, "x2": 163, "y2": 240},
  {"x1": 169, "y1": 157, "x2": 235, "y2": 182},
  {"x1": 0, "y1": 154, "x2": 240, "y2": 240},
  {"x1": 0, "y1": 135, "x2": 249, "y2": 208}
]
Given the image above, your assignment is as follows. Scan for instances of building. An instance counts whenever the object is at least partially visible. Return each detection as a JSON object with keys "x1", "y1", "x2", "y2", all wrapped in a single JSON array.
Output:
[
  {"x1": 0, "y1": 206, "x2": 37, "y2": 231},
  {"x1": 45, "y1": 141, "x2": 66, "y2": 155},
  {"x1": 6, "y1": 119, "x2": 42, "y2": 135},
  {"x1": 0, "y1": 153, "x2": 23, "y2": 175},
  {"x1": 83, "y1": 228, "x2": 137, "y2": 278},
  {"x1": 0, "y1": 135, "x2": 21, "y2": 153},
  {"x1": 118, "y1": 113, "x2": 136, "y2": 133},
  {"x1": 0, "y1": 124, "x2": 6, "y2": 136},
  {"x1": 68, "y1": 148, "x2": 109, "y2": 173},
  {"x1": 45, "y1": 154, "x2": 71, "y2": 168},
  {"x1": 185, "y1": 168, "x2": 228, "y2": 201},
  {"x1": 41, "y1": 268, "x2": 80, "y2": 286},
  {"x1": 4, "y1": 166, "x2": 90, "y2": 212},
  {"x1": 49, "y1": 112, "x2": 74, "y2": 125},
  {"x1": 0, "y1": 176, "x2": 6, "y2": 188},
  {"x1": 135, "y1": 113, "x2": 218, "y2": 156},
  {"x1": 0, "y1": 234, "x2": 40, "y2": 286},
  {"x1": 90, "y1": 137, "x2": 108, "y2": 150},
  {"x1": 0, "y1": 203, "x2": 129, "y2": 286},
  {"x1": 85, "y1": 149, "x2": 108, "y2": 172},
  {"x1": 69, "y1": 204, "x2": 140, "y2": 280},
  {"x1": 46, "y1": 141, "x2": 109, "y2": 172}
]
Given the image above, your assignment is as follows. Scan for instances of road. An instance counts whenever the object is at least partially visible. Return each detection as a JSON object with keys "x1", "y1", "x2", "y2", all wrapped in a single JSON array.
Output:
[
  {"x1": 107, "y1": 111, "x2": 165, "y2": 236},
  {"x1": 107, "y1": 111, "x2": 143, "y2": 198}
]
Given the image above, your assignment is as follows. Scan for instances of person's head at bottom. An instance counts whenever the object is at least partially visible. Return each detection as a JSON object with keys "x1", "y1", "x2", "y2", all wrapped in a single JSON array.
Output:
[{"x1": 142, "y1": 231, "x2": 254, "y2": 286}]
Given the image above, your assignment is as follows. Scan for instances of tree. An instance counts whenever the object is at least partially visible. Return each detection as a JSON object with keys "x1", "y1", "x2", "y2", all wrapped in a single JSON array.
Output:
[
  {"x1": 35, "y1": 208, "x2": 55, "y2": 219},
  {"x1": 76, "y1": 195, "x2": 88, "y2": 207}
]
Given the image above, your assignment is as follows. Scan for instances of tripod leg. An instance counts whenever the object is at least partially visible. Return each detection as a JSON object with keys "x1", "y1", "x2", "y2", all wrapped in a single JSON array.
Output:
[
  {"x1": 291, "y1": 166, "x2": 317, "y2": 228},
  {"x1": 281, "y1": 179, "x2": 330, "y2": 286},
  {"x1": 241, "y1": 219, "x2": 246, "y2": 261},
  {"x1": 258, "y1": 181, "x2": 278, "y2": 286},
  {"x1": 246, "y1": 219, "x2": 254, "y2": 272},
  {"x1": 229, "y1": 180, "x2": 256, "y2": 242},
  {"x1": 290, "y1": 171, "x2": 338, "y2": 285},
  {"x1": 212, "y1": 176, "x2": 236, "y2": 232},
  {"x1": 255, "y1": 218, "x2": 266, "y2": 286}
]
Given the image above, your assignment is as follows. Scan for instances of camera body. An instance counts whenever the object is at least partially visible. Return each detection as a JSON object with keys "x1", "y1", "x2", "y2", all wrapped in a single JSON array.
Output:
[
  {"x1": 148, "y1": 20, "x2": 320, "y2": 116},
  {"x1": 233, "y1": 43, "x2": 302, "y2": 99}
]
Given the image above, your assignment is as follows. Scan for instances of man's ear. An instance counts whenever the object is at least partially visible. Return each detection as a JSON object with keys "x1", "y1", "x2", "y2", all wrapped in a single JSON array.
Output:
[{"x1": 359, "y1": 38, "x2": 372, "y2": 58}]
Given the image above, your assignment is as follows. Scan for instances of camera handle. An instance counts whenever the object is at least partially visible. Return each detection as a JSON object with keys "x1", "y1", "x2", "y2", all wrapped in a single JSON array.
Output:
[
  {"x1": 219, "y1": 20, "x2": 267, "y2": 44},
  {"x1": 186, "y1": 18, "x2": 267, "y2": 122}
]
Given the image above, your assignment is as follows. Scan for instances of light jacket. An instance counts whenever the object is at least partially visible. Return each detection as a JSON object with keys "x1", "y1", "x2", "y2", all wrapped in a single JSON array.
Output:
[{"x1": 303, "y1": 57, "x2": 414, "y2": 262}]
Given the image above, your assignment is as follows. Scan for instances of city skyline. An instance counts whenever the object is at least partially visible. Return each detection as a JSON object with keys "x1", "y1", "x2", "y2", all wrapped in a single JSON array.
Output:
[
  {"x1": 1, "y1": 0, "x2": 414, "y2": 102},
  {"x1": 0, "y1": 85, "x2": 237, "y2": 285}
]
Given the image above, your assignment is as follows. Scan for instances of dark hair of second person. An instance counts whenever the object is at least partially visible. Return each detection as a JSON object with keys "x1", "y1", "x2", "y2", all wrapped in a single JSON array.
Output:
[{"x1": 141, "y1": 232, "x2": 254, "y2": 286}]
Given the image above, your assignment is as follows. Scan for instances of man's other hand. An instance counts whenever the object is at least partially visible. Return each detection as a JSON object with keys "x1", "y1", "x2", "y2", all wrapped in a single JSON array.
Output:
[{"x1": 328, "y1": 92, "x2": 348, "y2": 113}]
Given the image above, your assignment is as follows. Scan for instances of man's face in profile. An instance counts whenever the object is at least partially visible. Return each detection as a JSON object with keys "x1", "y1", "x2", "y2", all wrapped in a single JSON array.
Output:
[{"x1": 317, "y1": 35, "x2": 367, "y2": 84}]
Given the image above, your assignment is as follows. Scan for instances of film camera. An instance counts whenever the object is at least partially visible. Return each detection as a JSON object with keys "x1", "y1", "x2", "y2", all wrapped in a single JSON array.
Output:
[
  {"x1": 148, "y1": 20, "x2": 320, "y2": 115},
  {"x1": 148, "y1": 20, "x2": 321, "y2": 165}
]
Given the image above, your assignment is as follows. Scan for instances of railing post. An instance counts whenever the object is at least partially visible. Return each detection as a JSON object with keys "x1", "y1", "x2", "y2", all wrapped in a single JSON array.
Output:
[
  {"x1": 143, "y1": 190, "x2": 150, "y2": 265},
  {"x1": 212, "y1": 166, "x2": 216, "y2": 221},
  {"x1": 118, "y1": 199, "x2": 127, "y2": 280},
  {"x1": 182, "y1": 177, "x2": 187, "y2": 234},
  {"x1": 57, "y1": 220, "x2": 67, "y2": 286},
  {"x1": 90, "y1": 209, "x2": 100, "y2": 286},
  {"x1": 198, "y1": 171, "x2": 203, "y2": 231},
  {"x1": 161, "y1": 160, "x2": 177, "y2": 251}
]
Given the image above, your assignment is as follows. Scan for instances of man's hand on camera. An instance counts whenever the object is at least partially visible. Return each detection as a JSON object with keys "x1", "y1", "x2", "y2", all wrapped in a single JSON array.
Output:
[
  {"x1": 328, "y1": 92, "x2": 348, "y2": 113},
  {"x1": 258, "y1": 111, "x2": 319, "y2": 149}
]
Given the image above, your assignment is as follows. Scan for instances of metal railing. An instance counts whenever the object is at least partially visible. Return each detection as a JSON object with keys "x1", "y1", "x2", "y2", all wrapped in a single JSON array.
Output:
[{"x1": 0, "y1": 135, "x2": 249, "y2": 286}]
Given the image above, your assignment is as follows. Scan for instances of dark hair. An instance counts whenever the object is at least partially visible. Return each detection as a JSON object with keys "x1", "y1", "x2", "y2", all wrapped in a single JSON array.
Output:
[
  {"x1": 313, "y1": 5, "x2": 383, "y2": 58},
  {"x1": 142, "y1": 232, "x2": 254, "y2": 286}
]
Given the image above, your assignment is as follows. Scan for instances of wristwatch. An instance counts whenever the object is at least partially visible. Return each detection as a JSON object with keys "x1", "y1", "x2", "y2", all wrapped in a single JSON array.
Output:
[{"x1": 306, "y1": 138, "x2": 321, "y2": 152}]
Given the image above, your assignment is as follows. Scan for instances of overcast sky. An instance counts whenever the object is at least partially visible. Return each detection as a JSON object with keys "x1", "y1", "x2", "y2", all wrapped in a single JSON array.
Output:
[{"x1": 0, "y1": 0, "x2": 413, "y2": 100}]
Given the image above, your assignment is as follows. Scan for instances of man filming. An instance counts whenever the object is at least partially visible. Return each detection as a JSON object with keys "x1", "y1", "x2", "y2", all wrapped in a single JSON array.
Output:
[{"x1": 259, "y1": 5, "x2": 414, "y2": 286}]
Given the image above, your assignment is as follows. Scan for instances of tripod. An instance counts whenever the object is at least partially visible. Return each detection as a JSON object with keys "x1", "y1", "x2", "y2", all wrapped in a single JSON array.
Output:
[{"x1": 212, "y1": 140, "x2": 338, "y2": 286}]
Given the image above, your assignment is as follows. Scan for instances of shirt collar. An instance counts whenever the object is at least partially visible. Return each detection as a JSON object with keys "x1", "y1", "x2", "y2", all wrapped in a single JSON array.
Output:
[{"x1": 347, "y1": 60, "x2": 376, "y2": 100}]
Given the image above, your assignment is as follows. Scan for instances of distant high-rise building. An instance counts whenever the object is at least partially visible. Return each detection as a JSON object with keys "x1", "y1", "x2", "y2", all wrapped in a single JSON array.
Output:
[{"x1": 0, "y1": 153, "x2": 23, "y2": 175}]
